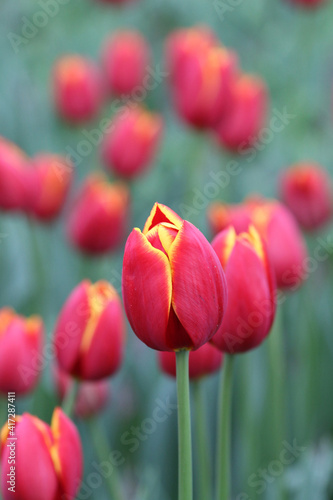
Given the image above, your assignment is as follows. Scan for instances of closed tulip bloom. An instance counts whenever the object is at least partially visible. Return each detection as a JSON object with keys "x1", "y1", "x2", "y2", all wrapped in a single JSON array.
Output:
[
  {"x1": 0, "y1": 408, "x2": 82, "y2": 500},
  {"x1": 102, "y1": 31, "x2": 151, "y2": 95},
  {"x1": 54, "y1": 280, "x2": 125, "y2": 380},
  {"x1": 101, "y1": 106, "x2": 163, "y2": 178},
  {"x1": 215, "y1": 74, "x2": 268, "y2": 152},
  {"x1": 67, "y1": 174, "x2": 129, "y2": 255},
  {"x1": 0, "y1": 137, "x2": 29, "y2": 211},
  {"x1": 280, "y1": 162, "x2": 332, "y2": 231},
  {"x1": 122, "y1": 203, "x2": 227, "y2": 351},
  {"x1": 53, "y1": 55, "x2": 104, "y2": 123},
  {"x1": 159, "y1": 343, "x2": 223, "y2": 379},
  {"x1": 26, "y1": 154, "x2": 73, "y2": 221},
  {"x1": 0, "y1": 308, "x2": 44, "y2": 395},
  {"x1": 211, "y1": 226, "x2": 276, "y2": 353}
]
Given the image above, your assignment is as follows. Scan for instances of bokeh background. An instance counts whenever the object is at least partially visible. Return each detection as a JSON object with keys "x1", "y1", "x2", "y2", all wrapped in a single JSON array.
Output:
[{"x1": 1, "y1": 0, "x2": 333, "y2": 499}]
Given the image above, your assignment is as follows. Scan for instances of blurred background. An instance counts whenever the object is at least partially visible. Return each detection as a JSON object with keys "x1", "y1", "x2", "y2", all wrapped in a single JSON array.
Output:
[{"x1": 1, "y1": 0, "x2": 333, "y2": 499}]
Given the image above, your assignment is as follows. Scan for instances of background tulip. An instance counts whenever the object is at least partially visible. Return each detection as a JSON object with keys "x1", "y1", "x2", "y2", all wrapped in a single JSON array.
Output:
[
  {"x1": 0, "y1": 137, "x2": 29, "y2": 211},
  {"x1": 280, "y1": 162, "x2": 333, "y2": 231},
  {"x1": 287, "y1": 0, "x2": 326, "y2": 7},
  {"x1": 0, "y1": 308, "x2": 44, "y2": 395},
  {"x1": 66, "y1": 173, "x2": 130, "y2": 254},
  {"x1": 0, "y1": 408, "x2": 82, "y2": 500},
  {"x1": 159, "y1": 342, "x2": 223, "y2": 379},
  {"x1": 54, "y1": 280, "x2": 125, "y2": 380},
  {"x1": 122, "y1": 203, "x2": 227, "y2": 351},
  {"x1": 101, "y1": 106, "x2": 163, "y2": 178},
  {"x1": 52, "y1": 55, "x2": 105, "y2": 123}
]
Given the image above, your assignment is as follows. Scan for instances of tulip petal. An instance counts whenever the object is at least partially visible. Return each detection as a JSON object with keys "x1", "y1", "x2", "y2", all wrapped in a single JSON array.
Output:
[{"x1": 143, "y1": 202, "x2": 183, "y2": 234}]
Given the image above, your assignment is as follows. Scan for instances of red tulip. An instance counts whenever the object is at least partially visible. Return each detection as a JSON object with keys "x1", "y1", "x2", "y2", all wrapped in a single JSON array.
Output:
[
  {"x1": 52, "y1": 55, "x2": 104, "y2": 124},
  {"x1": 101, "y1": 106, "x2": 163, "y2": 179},
  {"x1": 287, "y1": 0, "x2": 326, "y2": 7},
  {"x1": 122, "y1": 202, "x2": 227, "y2": 351},
  {"x1": 159, "y1": 342, "x2": 223, "y2": 379},
  {"x1": 102, "y1": 30, "x2": 150, "y2": 95},
  {"x1": 208, "y1": 197, "x2": 308, "y2": 290},
  {"x1": 0, "y1": 137, "x2": 29, "y2": 211},
  {"x1": 54, "y1": 280, "x2": 125, "y2": 380},
  {"x1": 26, "y1": 153, "x2": 73, "y2": 221},
  {"x1": 280, "y1": 162, "x2": 332, "y2": 231},
  {"x1": 211, "y1": 226, "x2": 276, "y2": 353},
  {"x1": 54, "y1": 365, "x2": 109, "y2": 418},
  {"x1": 0, "y1": 408, "x2": 82, "y2": 500},
  {"x1": 66, "y1": 174, "x2": 130, "y2": 255},
  {"x1": 215, "y1": 74, "x2": 268, "y2": 152},
  {"x1": 0, "y1": 308, "x2": 44, "y2": 395}
]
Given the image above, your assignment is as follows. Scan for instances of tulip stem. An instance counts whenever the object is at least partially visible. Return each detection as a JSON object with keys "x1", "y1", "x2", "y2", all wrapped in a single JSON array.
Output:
[
  {"x1": 176, "y1": 350, "x2": 193, "y2": 500},
  {"x1": 87, "y1": 418, "x2": 124, "y2": 500},
  {"x1": 216, "y1": 354, "x2": 234, "y2": 500},
  {"x1": 193, "y1": 379, "x2": 211, "y2": 500},
  {"x1": 62, "y1": 379, "x2": 79, "y2": 418}
]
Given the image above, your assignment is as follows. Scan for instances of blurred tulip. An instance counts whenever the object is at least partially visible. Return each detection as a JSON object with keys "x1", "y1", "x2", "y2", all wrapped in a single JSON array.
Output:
[
  {"x1": 0, "y1": 408, "x2": 82, "y2": 500},
  {"x1": 287, "y1": 0, "x2": 326, "y2": 7},
  {"x1": 215, "y1": 74, "x2": 268, "y2": 152},
  {"x1": 208, "y1": 197, "x2": 308, "y2": 290},
  {"x1": 52, "y1": 55, "x2": 104, "y2": 123},
  {"x1": 159, "y1": 342, "x2": 223, "y2": 379},
  {"x1": 0, "y1": 137, "x2": 29, "y2": 211},
  {"x1": 102, "y1": 30, "x2": 151, "y2": 95},
  {"x1": 26, "y1": 153, "x2": 73, "y2": 222},
  {"x1": 0, "y1": 308, "x2": 44, "y2": 395},
  {"x1": 67, "y1": 173, "x2": 129, "y2": 254},
  {"x1": 211, "y1": 226, "x2": 276, "y2": 353},
  {"x1": 101, "y1": 106, "x2": 163, "y2": 178},
  {"x1": 54, "y1": 280, "x2": 125, "y2": 380},
  {"x1": 54, "y1": 365, "x2": 109, "y2": 418},
  {"x1": 280, "y1": 162, "x2": 332, "y2": 231},
  {"x1": 96, "y1": 0, "x2": 137, "y2": 4},
  {"x1": 122, "y1": 202, "x2": 227, "y2": 351}
]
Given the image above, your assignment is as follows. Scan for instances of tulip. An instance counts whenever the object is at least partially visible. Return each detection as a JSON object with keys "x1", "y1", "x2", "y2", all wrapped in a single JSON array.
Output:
[
  {"x1": 66, "y1": 173, "x2": 130, "y2": 254},
  {"x1": 101, "y1": 106, "x2": 163, "y2": 178},
  {"x1": 0, "y1": 408, "x2": 82, "y2": 500},
  {"x1": 280, "y1": 162, "x2": 332, "y2": 231},
  {"x1": 208, "y1": 197, "x2": 308, "y2": 290},
  {"x1": 26, "y1": 153, "x2": 73, "y2": 222},
  {"x1": 54, "y1": 365, "x2": 109, "y2": 418},
  {"x1": 52, "y1": 55, "x2": 104, "y2": 123},
  {"x1": 54, "y1": 280, "x2": 125, "y2": 380},
  {"x1": 122, "y1": 202, "x2": 227, "y2": 351},
  {"x1": 0, "y1": 137, "x2": 29, "y2": 211},
  {"x1": 102, "y1": 30, "x2": 151, "y2": 95},
  {"x1": 215, "y1": 74, "x2": 268, "y2": 152},
  {"x1": 287, "y1": 0, "x2": 326, "y2": 7},
  {"x1": 0, "y1": 308, "x2": 44, "y2": 395},
  {"x1": 159, "y1": 342, "x2": 223, "y2": 379}
]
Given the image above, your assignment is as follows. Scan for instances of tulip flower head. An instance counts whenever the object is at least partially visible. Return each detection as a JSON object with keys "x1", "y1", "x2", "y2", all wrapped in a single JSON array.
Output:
[
  {"x1": 287, "y1": 0, "x2": 326, "y2": 7},
  {"x1": 0, "y1": 308, "x2": 44, "y2": 395},
  {"x1": 54, "y1": 280, "x2": 126, "y2": 380},
  {"x1": 0, "y1": 408, "x2": 83, "y2": 500},
  {"x1": 0, "y1": 137, "x2": 29, "y2": 211},
  {"x1": 122, "y1": 203, "x2": 227, "y2": 351}
]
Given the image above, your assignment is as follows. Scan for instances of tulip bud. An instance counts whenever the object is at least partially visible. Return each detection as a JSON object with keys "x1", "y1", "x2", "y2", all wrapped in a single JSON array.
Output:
[
  {"x1": 122, "y1": 202, "x2": 227, "y2": 351},
  {"x1": 215, "y1": 74, "x2": 268, "y2": 152},
  {"x1": 0, "y1": 308, "x2": 44, "y2": 395},
  {"x1": 287, "y1": 0, "x2": 326, "y2": 7},
  {"x1": 26, "y1": 153, "x2": 73, "y2": 222},
  {"x1": 101, "y1": 106, "x2": 163, "y2": 179},
  {"x1": 67, "y1": 174, "x2": 130, "y2": 255},
  {"x1": 54, "y1": 365, "x2": 109, "y2": 418},
  {"x1": 280, "y1": 162, "x2": 332, "y2": 231},
  {"x1": 208, "y1": 197, "x2": 308, "y2": 290},
  {"x1": 102, "y1": 30, "x2": 151, "y2": 95},
  {"x1": 211, "y1": 226, "x2": 276, "y2": 353},
  {"x1": 0, "y1": 408, "x2": 82, "y2": 500},
  {"x1": 52, "y1": 55, "x2": 104, "y2": 123},
  {"x1": 54, "y1": 280, "x2": 126, "y2": 380},
  {"x1": 159, "y1": 342, "x2": 223, "y2": 379},
  {"x1": 0, "y1": 137, "x2": 29, "y2": 211}
]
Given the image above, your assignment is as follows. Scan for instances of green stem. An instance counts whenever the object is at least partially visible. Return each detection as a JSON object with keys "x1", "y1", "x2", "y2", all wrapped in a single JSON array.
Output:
[
  {"x1": 176, "y1": 350, "x2": 193, "y2": 500},
  {"x1": 62, "y1": 379, "x2": 79, "y2": 418},
  {"x1": 193, "y1": 379, "x2": 211, "y2": 500},
  {"x1": 216, "y1": 354, "x2": 234, "y2": 500},
  {"x1": 87, "y1": 418, "x2": 124, "y2": 500}
]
